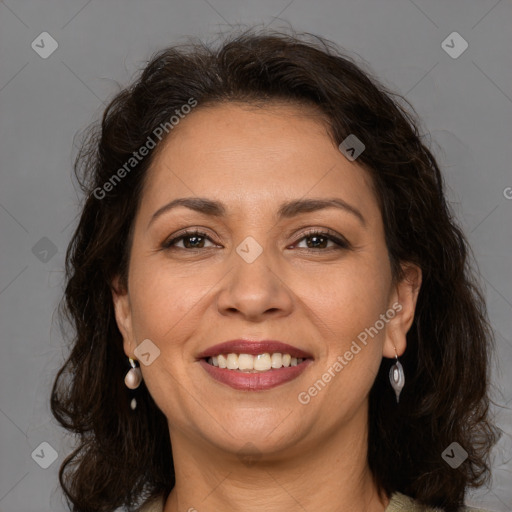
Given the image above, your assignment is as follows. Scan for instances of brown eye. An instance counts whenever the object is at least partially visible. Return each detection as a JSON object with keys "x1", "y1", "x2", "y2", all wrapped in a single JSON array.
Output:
[
  {"x1": 292, "y1": 230, "x2": 350, "y2": 250},
  {"x1": 162, "y1": 231, "x2": 216, "y2": 250}
]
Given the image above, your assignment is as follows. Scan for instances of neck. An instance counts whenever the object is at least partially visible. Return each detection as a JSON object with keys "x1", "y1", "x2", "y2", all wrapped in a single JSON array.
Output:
[{"x1": 163, "y1": 404, "x2": 389, "y2": 512}]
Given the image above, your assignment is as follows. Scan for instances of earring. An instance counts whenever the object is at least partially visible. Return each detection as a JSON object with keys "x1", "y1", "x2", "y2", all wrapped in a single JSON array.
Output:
[
  {"x1": 389, "y1": 348, "x2": 405, "y2": 403},
  {"x1": 124, "y1": 358, "x2": 142, "y2": 410}
]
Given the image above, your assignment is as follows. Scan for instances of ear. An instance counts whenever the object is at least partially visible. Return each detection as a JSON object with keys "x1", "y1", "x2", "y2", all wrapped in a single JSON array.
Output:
[
  {"x1": 111, "y1": 275, "x2": 137, "y2": 359},
  {"x1": 382, "y1": 263, "x2": 422, "y2": 359}
]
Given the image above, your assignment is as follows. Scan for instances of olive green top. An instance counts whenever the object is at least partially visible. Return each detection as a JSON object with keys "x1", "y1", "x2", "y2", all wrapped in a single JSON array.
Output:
[{"x1": 137, "y1": 491, "x2": 489, "y2": 511}]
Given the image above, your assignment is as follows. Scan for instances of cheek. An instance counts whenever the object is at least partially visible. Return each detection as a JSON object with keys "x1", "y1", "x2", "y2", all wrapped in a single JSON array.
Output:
[
  {"x1": 127, "y1": 255, "x2": 215, "y2": 340},
  {"x1": 300, "y1": 254, "x2": 392, "y2": 337},
  {"x1": 128, "y1": 281, "x2": 172, "y2": 341},
  {"x1": 297, "y1": 253, "x2": 391, "y2": 405},
  {"x1": 324, "y1": 262, "x2": 391, "y2": 402}
]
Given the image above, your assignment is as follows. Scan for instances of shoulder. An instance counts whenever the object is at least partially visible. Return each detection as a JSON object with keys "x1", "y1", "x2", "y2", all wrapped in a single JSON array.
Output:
[
  {"x1": 136, "y1": 494, "x2": 166, "y2": 512},
  {"x1": 386, "y1": 492, "x2": 491, "y2": 512}
]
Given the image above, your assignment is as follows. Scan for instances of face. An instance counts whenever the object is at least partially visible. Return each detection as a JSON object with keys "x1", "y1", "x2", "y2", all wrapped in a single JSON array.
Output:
[{"x1": 112, "y1": 102, "x2": 420, "y2": 459}]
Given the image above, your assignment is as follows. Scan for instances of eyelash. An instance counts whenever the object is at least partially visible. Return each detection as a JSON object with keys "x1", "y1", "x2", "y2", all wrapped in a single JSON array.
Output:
[{"x1": 161, "y1": 229, "x2": 350, "y2": 251}]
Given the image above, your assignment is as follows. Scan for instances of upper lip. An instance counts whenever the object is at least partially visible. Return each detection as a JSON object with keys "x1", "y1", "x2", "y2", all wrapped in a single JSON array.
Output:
[{"x1": 196, "y1": 339, "x2": 314, "y2": 360}]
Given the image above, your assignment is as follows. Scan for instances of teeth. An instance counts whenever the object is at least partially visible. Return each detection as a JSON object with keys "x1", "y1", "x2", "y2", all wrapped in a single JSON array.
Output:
[
  {"x1": 238, "y1": 353, "x2": 254, "y2": 371},
  {"x1": 271, "y1": 353, "x2": 282, "y2": 368},
  {"x1": 206, "y1": 353, "x2": 305, "y2": 371},
  {"x1": 254, "y1": 353, "x2": 272, "y2": 371},
  {"x1": 226, "y1": 353, "x2": 238, "y2": 370}
]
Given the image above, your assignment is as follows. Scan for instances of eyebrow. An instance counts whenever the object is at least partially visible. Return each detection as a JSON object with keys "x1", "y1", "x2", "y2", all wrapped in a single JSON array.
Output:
[{"x1": 148, "y1": 196, "x2": 366, "y2": 228}]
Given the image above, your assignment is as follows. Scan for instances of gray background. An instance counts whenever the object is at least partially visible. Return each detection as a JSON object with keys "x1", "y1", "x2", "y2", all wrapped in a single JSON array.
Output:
[{"x1": 1, "y1": 1, "x2": 511, "y2": 511}]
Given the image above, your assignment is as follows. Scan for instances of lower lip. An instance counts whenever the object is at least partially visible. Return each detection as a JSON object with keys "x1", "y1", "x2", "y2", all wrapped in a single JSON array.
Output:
[{"x1": 199, "y1": 359, "x2": 313, "y2": 391}]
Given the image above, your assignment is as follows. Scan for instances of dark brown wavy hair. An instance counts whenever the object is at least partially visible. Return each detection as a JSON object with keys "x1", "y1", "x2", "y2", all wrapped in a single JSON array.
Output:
[{"x1": 51, "y1": 28, "x2": 498, "y2": 512}]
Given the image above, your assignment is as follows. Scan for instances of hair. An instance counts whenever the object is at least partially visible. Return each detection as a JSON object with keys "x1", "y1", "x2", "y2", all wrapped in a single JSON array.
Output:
[{"x1": 51, "y1": 27, "x2": 498, "y2": 512}]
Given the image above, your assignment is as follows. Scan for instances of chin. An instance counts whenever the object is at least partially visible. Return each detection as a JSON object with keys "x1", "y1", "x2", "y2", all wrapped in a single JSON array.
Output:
[{"x1": 202, "y1": 414, "x2": 306, "y2": 456}]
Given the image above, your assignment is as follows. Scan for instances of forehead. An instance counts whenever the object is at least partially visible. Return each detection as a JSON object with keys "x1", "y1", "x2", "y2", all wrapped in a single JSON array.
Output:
[{"x1": 138, "y1": 102, "x2": 379, "y2": 222}]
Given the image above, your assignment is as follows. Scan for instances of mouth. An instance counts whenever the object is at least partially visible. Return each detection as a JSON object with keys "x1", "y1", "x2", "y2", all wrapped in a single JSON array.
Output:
[{"x1": 197, "y1": 340, "x2": 314, "y2": 391}]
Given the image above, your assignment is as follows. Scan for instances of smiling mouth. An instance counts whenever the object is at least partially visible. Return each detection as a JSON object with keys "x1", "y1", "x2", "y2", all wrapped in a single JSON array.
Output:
[{"x1": 204, "y1": 352, "x2": 310, "y2": 372}]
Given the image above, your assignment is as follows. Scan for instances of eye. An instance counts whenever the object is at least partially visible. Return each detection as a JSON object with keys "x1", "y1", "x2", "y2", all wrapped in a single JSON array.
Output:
[
  {"x1": 162, "y1": 230, "x2": 218, "y2": 250},
  {"x1": 291, "y1": 229, "x2": 350, "y2": 250},
  {"x1": 161, "y1": 229, "x2": 350, "y2": 251}
]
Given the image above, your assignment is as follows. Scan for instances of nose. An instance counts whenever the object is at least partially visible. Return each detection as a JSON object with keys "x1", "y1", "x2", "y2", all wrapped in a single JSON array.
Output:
[{"x1": 216, "y1": 245, "x2": 294, "y2": 322}]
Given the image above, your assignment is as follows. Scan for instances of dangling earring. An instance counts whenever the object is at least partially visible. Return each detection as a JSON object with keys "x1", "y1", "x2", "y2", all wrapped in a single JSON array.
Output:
[
  {"x1": 124, "y1": 357, "x2": 142, "y2": 410},
  {"x1": 389, "y1": 348, "x2": 405, "y2": 403}
]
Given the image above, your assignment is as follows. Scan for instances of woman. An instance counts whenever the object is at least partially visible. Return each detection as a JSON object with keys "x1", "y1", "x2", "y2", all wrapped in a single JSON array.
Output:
[{"x1": 51, "y1": 29, "x2": 498, "y2": 512}]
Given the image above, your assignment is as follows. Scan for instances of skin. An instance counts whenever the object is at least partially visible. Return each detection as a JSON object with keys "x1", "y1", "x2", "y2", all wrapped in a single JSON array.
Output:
[{"x1": 112, "y1": 102, "x2": 422, "y2": 512}]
